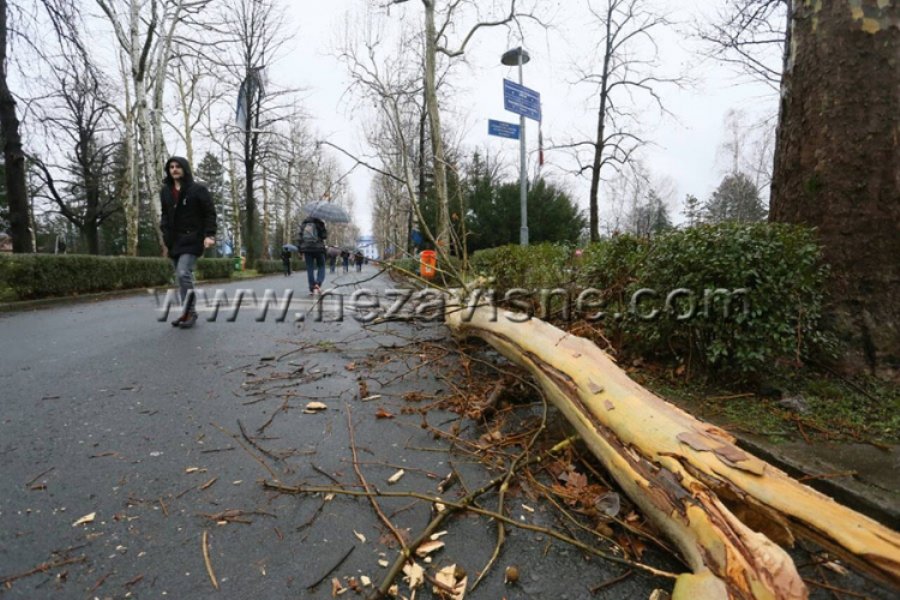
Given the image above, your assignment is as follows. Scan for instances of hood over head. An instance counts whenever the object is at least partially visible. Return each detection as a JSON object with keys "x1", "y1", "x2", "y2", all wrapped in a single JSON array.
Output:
[{"x1": 163, "y1": 156, "x2": 194, "y2": 187}]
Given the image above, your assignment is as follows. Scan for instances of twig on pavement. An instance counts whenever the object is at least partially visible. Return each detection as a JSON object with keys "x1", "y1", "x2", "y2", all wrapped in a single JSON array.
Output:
[{"x1": 305, "y1": 546, "x2": 355, "y2": 591}]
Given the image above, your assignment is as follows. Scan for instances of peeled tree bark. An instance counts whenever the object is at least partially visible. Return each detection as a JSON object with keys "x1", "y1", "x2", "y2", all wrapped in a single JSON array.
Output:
[{"x1": 446, "y1": 301, "x2": 900, "y2": 599}]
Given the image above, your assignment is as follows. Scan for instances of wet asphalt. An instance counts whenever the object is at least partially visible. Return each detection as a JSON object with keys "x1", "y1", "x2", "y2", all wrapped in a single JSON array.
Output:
[{"x1": 0, "y1": 266, "x2": 894, "y2": 599}]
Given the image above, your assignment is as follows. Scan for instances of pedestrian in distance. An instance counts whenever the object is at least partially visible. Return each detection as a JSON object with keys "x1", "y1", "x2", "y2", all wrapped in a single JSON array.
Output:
[
  {"x1": 160, "y1": 156, "x2": 216, "y2": 329},
  {"x1": 298, "y1": 216, "x2": 327, "y2": 295},
  {"x1": 341, "y1": 248, "x2": 350, "y2": 273},
  {"x1": 354, "y1": 250, "x2": 364, "y2": 272},
  {"x1": 280, "y1": 247, "x2": 292, "y2": 276},
  {"x1": 327, "y1": 245, "x2": 340, "y2": 273}
]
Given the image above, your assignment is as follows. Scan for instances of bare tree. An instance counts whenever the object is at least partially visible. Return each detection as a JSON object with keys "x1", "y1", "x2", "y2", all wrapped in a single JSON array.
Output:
[
  {"x1": 336, "y1": 8, "x2": 433, "y2": 258},
  {"x1": 96, "y1": 0, "x2": 209, "y2": 254},
  {"x1": 164, "y1": 47, "x2": 226, "y2": 167},
  {"x1": 374, "y1": 0, "x2": 537, "y2": 262},
  {"x1": 561, "y1": 0, "x2": 680, "y2": 242},
  {"x1": 30, "y1": 44, "x2": 121, "y2": 254},
  {"x1": 696, "y1": 0, "x2": 790, "y2": 89},
  {"x1": 216, "y1": 0, "x2": 296, "y2": 265},
  {"x1": 716, "y1": 108, "x2": 775, "y2": 204}
]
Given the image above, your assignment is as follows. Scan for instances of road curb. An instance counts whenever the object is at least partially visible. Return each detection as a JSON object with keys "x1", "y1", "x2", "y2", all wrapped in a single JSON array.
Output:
[
  {"x1": 733, "y1": 434, "x2": 900, "y2": 529},
  {"x1": 0, "y1": 275, "x2": 269, "y2": 314}
]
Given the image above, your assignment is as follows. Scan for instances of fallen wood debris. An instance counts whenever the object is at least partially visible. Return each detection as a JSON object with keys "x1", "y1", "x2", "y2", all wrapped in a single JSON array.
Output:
[{"x1": 445, "y1": 300, "x2": 900, "y2": 599}]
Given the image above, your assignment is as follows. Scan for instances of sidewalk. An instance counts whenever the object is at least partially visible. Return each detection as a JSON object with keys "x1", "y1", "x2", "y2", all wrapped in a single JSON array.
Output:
[
  {"x1": 659, "y1": 391, "x2": 899, "y2": 530},
  {"x1": 734, "y1": 432, "x2": 899, "y2": 528}
]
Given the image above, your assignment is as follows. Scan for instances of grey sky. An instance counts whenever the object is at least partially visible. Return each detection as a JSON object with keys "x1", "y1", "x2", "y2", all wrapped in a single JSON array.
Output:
[{"x1": 280, "y1": 0, "x2": 780, "y2": 235}]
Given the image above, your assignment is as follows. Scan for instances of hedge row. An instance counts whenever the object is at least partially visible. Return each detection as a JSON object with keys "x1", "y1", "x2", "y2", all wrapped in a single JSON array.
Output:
[
  {"x1": 469, "y1": 223, "x2": 835, "y2": 378},
  {"x1": 0, "y1": 254, "x2": 234, "y2": 301},
  {"x1": 256, "y1": 258, "x2": 306, "y2": 274},
  {"x1": 196, "y1": 258, "x2": 237, "y2": 280}
]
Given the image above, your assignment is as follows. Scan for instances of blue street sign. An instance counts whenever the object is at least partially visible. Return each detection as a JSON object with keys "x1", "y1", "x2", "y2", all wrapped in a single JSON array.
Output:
[
  {"x1": 488, "y1": 119, "x2": 520, "y2": 140},
  {"x1": 503, "y1": 79, "x2": 541, "y2": 121}
]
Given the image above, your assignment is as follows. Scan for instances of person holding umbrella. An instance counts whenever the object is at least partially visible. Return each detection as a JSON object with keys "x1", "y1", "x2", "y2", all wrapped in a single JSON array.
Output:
[
  {"x1": 280, "y1": 244, "x2": 297, "y2": 277},
  {"x1": 297, "y1": 200, "x2": 351, "y2": 294},
  {"x1": 297, "y1": 215, "x2": 327, "y2": 294}
]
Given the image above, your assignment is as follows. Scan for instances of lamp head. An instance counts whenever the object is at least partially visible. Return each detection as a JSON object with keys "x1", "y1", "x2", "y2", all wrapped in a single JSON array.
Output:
[{"x1": 501, "y1": 47, "x2": 530, "y2": 66}]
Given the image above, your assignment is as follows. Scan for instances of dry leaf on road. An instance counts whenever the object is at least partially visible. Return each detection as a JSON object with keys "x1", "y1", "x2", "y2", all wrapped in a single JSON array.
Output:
[
  {"x1": 402, "y1": 561, "x2": 425, "y2": 590},
  {"x1": 375, "y1": 407, "x2": 394, "y2": 419},
  {"x1": 415, "y1": 540, "x2": 445, "y2": 557},
  {"x1": 72, "y1": 512, "x2": 96, "y2": 526},
  {"x1": 434, "y1": 564, "x2": 466, "y2": 600}
]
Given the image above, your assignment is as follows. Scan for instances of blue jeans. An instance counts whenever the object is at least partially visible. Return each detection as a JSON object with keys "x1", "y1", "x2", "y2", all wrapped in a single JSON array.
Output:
[
  {"x1": 304, "y1": 251, "x2": 325, "y2": 291},
  {"x1": 171, "y1": 253, "x2": 198, "y2": 310}
]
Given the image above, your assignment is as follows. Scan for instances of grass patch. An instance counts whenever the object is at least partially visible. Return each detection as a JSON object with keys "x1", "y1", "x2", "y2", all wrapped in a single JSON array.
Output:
[
  {"x1": 633, "y1": 367, "x2": 899, "y2": 445},
  {"x1": 229, "y1": 269, "x2": 261, "y2": 280}
]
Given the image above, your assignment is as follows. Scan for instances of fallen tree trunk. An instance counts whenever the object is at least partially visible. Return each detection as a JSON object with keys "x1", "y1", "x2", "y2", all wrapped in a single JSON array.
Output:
[{"x1": 445, "y1": 301, "x2": 900, "y2": 599}]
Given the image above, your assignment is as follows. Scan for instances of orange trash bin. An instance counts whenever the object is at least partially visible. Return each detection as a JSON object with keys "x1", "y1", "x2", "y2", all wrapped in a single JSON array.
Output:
[{"x1": 419, "y1": 250, "x2": 437, "y2": 279}]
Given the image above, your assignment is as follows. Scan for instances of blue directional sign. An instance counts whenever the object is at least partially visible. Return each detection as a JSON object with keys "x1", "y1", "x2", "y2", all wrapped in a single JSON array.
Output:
[
  {"x1": 503, "y1": 79, "x2": 541, "y2": 122},
  {"x1": 488, "y1": 119, "x2": 520, "y2": 140}
]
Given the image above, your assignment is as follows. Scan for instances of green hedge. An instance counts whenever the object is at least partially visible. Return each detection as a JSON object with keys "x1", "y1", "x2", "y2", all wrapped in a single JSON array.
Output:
[
  {"x1": 0, "y1": 254, "x2": 235, "y2": 301},
  {"x1": 470, "y1": 223, "x2": 834, "y2": 378},
  {"x1": 469, "y1": 243, "x2": 573, "y2": 292},
  {"x1": 256, "y1": 258, "x2": 306, "y2": 274},
  {"x1": 196, "y1": 258, "x2": 237, "y2": 280},
  {"x1": 625, "y1": 223, "x2": 833, "y2": 375},
  {"x1": 0, "y1": 254, "x2": 172, "y2": 300}
]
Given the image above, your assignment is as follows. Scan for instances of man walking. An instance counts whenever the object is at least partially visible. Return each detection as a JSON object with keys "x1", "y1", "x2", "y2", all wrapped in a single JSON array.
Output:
[
  {"x1": 298, "y1": 215, "x2": 327, "y2": 294},
  {"x1": 160, "y1": 156, "x2": 216, "y2": 329}
]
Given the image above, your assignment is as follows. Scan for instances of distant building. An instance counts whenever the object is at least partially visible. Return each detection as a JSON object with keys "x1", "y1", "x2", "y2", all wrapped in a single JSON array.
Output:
[{"x1": 356, "y1": 235, "x2": 378, "y2": 259}]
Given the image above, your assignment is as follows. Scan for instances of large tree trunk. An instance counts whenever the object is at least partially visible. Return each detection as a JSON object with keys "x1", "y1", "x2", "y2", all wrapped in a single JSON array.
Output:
[
  {"x1": 446, "y1": 301, "x2": 900, "y2": 598},
  {"x1": 769, "y1": 1, "x2": 899, "y2": 379},
  {"x1": 0, "y1": 0, "x2": 33, "y2": 253},
  {"x1": 423, "y1": 0, "x2": 451, "y2": 257}
]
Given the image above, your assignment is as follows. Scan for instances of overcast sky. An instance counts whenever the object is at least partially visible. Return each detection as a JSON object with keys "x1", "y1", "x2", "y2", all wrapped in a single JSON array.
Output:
[{"x1": 273, "y1": 0, "x2": 779, "y2": 235}]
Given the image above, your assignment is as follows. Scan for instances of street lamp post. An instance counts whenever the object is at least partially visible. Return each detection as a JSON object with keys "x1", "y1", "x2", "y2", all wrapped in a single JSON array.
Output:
[{"x1": 501, "y1": 47, "x2": 531, "y2": 246}]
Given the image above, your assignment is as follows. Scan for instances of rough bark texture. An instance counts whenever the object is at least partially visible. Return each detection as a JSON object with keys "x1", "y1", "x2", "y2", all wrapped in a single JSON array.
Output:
[
  {"x1": 769, "y1": 1, "x2": 900, "y2": 379},
  {"x1": 0, "y1": 0, "x2": 33, "y2": 253},
  {"x1": 447, "y1": 301, "x2": 900, "y2": 598}
]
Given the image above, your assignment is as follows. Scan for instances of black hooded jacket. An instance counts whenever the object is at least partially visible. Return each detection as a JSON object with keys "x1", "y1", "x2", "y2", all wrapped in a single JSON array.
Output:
[{"x1": 159, "y1": 156, "x2": 217, "y2": 257}]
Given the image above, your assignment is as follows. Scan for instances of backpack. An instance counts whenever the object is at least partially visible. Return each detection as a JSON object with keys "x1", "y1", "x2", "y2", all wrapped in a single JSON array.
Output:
[{"x1": 299, "y1": 220, "x2": 321, "y2": 245}]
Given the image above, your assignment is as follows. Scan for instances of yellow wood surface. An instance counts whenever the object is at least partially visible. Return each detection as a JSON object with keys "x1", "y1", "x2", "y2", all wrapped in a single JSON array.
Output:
[{"x1": 447, "y1": 303, "x2": 900, "y2": 597}]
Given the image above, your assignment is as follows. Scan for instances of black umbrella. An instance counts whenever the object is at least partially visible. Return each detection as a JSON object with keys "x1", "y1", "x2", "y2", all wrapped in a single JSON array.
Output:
[{"x1": 303, "y1": 201, "x2": 351, "y2": 223}]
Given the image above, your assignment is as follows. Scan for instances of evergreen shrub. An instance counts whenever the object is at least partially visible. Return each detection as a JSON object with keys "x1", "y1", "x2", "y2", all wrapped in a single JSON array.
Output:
[
  {"x1": 0, "y1": 254, "x2": 171, "y2": 300},
  {"x1": 470, "y1": 223, "x2": 833, "y2": 377},
  {"x1": 255, "y1": 258, "x2": 306, "y2": 274},
  {"x1": 196, "y1": 258, "x2": 237, "y2": 280}
]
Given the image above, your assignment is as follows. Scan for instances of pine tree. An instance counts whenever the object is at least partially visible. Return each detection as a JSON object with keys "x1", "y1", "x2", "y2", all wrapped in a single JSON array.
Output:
[
  {"x1": 705, "y1": 172, "x2": 767, "y2": 223},
  {"x1": 682, "y1": 193, "x2": 702, "y2": 227},
  {"x1": 629, "y1": 190, "x2": 672, "y2": 238}
]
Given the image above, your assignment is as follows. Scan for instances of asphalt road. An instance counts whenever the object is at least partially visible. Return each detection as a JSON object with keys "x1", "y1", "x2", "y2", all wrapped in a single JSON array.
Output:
[{"x1": 0, "y1": 266, "x2": 893, "y2": 599}]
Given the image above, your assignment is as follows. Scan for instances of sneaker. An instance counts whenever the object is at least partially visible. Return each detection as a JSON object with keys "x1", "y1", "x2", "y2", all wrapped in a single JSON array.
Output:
[
  {"x1": 178, "y1": 311, "x2": 198, "y2": 329},
  {"x1": 312, "y1": 284, "x2": 321, "y2": 295}
]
